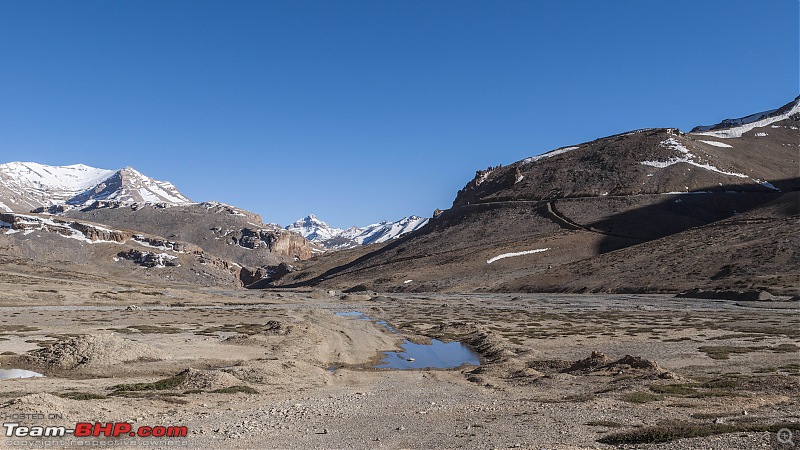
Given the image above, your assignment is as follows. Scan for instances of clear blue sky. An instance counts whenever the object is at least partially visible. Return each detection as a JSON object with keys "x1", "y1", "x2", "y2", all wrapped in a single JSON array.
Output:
[{"x1": 1, "y1": 1, "x2": 797, "y2": 228}]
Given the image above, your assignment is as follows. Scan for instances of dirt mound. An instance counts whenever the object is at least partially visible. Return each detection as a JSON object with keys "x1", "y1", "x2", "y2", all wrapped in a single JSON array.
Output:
[
  {"x1": 177, "y1": 368, "x2": 243, "y2": 391},
  {"x1": 24, "y1": 334, "x2": 168, "y2": 369},
  {"x1": 1, "y1": 393, "x2": 74, "y2": 415},
  {"x1": 561, "y1": 352, "x2": 675, "y2": 378},
  {"x1": 606, "y1": 355, "x2": 663, "y2": 372},
  {"x1": 561, "y1": 351, "x2": 610, "y2": 373},
  {"x1": 526, "y1": 359, "x2": 572, "y2": 372}
]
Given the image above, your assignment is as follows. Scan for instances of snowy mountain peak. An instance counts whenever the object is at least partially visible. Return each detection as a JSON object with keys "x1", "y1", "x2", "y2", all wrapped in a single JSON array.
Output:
[
  {"x1": 286, "y1": 214, "x2": 429, "y2": 251},
  {"x1": 69, "y1": 166, "x2": 190, "y2": 206},
  {"x1": 287, "y1": 215, "x2": 344, "y2": 242},
  {"x1": 0, "y1": 162, "x2": 191, "y2": 213}
]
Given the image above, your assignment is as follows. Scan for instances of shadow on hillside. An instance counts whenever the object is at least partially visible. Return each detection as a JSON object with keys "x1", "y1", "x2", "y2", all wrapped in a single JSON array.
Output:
[{"x1": 592, "y1": 177, "x2": 799, "y2": 254}]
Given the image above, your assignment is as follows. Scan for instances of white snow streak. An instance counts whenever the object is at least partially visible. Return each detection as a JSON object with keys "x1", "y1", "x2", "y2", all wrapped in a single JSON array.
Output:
[
  {"x1": 522, "y1": 146, "x2": 580, "y2": 165},
  {"x1": 640, "y1": 139, "x2": 748, "y2": 178},
  {"x1": 698, "y1": 140, "x2": 733, "y2": 148},
  {"x1": 693, "y1": 100, "x2": 800, "y2": 138},
  {"x1": 487, "y1": 248, "x2": 549, "y2": 264}
]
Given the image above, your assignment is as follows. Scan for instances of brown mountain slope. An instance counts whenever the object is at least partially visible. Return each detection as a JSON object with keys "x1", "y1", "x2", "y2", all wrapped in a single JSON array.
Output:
[
  {"x1": 64, "y1": 201, "x2": 311, "y2": 267},
  {"x1": 454, "y1": 116, "x2": 797, "y2": 208},
  {"x1": 277, "y1": 98, "x2": 800, "y2": 295},
  {"x1": 0, "y1": 212, "x2": 245, "y2": 287},
  {"x1": 497, "y1": 191, "x2": 800, "y2": 295}
]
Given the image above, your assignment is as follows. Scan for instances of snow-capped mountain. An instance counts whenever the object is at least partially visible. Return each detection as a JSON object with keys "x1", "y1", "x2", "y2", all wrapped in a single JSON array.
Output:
[
  {"x1": 286, "y1": 214, "x2": 429, "y2": 251},
  {"x1": 691, "y1": 95, "x2": 800, "y2": 138},
  {"x1": 0, "y1": 162, "x2": 191, "y2": 212},
  {"x1": 287, "y1": 214, "x2": 345, "y2": 242},
  {"x1": 341, "y1": 216, "x2": 429, "y2": 246}
]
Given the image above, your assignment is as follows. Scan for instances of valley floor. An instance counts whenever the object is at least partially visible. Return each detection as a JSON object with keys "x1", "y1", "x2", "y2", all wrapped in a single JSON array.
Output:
[{"x1": 0, "y1": 274, "x2": 798, "y2": 449}]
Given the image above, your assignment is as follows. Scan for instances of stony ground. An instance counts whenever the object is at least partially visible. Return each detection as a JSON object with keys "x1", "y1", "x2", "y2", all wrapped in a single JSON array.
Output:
[{"x1": 0, "y1": 272, "x2": 798, "y2": 449}]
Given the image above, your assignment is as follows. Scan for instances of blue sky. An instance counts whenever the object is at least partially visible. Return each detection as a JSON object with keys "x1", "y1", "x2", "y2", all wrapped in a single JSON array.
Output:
[{"x1": 1, "y1": 1, "x2": 797, "y2": 228}]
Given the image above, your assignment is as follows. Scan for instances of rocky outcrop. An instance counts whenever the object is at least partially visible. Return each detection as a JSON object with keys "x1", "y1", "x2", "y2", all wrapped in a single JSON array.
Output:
[
  {"x1": 215, "y1": 227, "x2": 312, "y2": 260},
  {"x1": 266, "y1": 230, "x2": 312, "y2": 260},
  {"x1": 239, "y1": 262, "x2": 295, "y2": 288},
  {"x1": 71, "y1": 222, "x2": 129, "y2": 243},
  {"x1": 131, "y1": 234, "x2": 196, "y2": 253},
  {"x1": 117, "y1": 250, "x2": 179, "y2": 268},
  {"x1": 0, "y1": 213, "x2": 130, "y2": 242}
]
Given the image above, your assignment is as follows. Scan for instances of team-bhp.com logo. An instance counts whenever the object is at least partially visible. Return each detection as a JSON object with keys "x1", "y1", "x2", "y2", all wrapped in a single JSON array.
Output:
[{"x1": 4, "y1": 422, "x2": 188, "y2": 438}]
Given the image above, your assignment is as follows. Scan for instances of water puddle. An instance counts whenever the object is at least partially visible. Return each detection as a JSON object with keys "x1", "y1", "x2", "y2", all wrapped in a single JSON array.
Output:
[
  {"x1": 376, "y1": 339, "x2": 480, "y2": 370},
  {"x1": 0, "y1": 369, "x2": 44, "y2": 380},
  {"x1": 335, "y1": 311, "x2": 480, "y2": 370}
]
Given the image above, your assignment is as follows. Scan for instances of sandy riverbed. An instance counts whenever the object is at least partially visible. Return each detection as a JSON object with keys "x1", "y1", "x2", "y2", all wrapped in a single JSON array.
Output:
[{"x1": 0, "y1": 274, "x2": 798, "y2": 449}]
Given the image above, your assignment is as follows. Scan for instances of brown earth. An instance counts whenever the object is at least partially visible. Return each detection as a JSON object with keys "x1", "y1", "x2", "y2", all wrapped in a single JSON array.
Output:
[{"x1": 0, "y1": 259, "x2": 798, "y2": 449}]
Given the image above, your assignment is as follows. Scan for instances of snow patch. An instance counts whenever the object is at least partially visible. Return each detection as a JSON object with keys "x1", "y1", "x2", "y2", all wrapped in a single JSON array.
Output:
[
  {"x1": 475, "y1": 170, "x2": 491, "y2": 185},
  {"x1": 756, "y1": 180, "x2": 780, "y2": 191},
  {"x1": 698, "y1": 140, "x2": 733, "y2": 148},
  {"x1": 755, "y1": 132, "x2": 768, "y2": 137},
  {"x1": 487, "y1": 248, "x2": 549, "y2": 264},
  {"x1": 522, "y1": 146, "x2": 580, "y2": 165},
  {"x1": 640, "y1": 139, "x2": 748, "y2": 178},
  {"x1": 693, "y1": 100, "x2": 800, "y2": 138}
]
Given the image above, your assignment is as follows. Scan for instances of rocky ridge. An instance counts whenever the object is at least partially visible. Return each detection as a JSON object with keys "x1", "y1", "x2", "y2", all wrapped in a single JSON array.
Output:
[{"x1": 0, "y1": 162, "x2": 190, "y2": 212}]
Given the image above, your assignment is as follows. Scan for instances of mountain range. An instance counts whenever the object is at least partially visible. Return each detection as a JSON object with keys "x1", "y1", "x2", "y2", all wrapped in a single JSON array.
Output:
[
  {"x1": 286, "y1": 214, "x2": 428, "y2": 251},
  {"x1": 0, "y1": 162, "x2": 190, "y2": 213},
  {"x1": 0, "y1": 96, "x2": 797, "y2": 295}
]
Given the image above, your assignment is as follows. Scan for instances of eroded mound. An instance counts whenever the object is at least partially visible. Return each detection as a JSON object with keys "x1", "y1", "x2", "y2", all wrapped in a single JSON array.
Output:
[
  {"x1": 24, "y1": 334, "x2": 169, "y2": 369},
  {"x1": 562, "y1": 351, "x2": 611, "y2": 373},
  {"x1": 560, "y1": 352, "x2": 675, "y2": 378},
  {"x1": 0, "y1": 393, "x2": 76, "y2": 416}
]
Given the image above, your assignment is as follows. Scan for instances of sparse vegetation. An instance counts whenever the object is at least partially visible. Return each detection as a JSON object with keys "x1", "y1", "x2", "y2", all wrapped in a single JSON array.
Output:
[
  {"x1": 58, "y1": 392, "x2": 107, "y2": 400},
  {"x1": 622, "y1": 392, "x2": 663, "y2": 403},
  {"x1": 211, "y1": 385, "x2": 258, "y2": 394},
  {"x1": 111, "y1": 374, "x2": 187, "y2": 393},
  {"x1": 598, "y1": 421, "x2": 799, "y2": 445}
]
